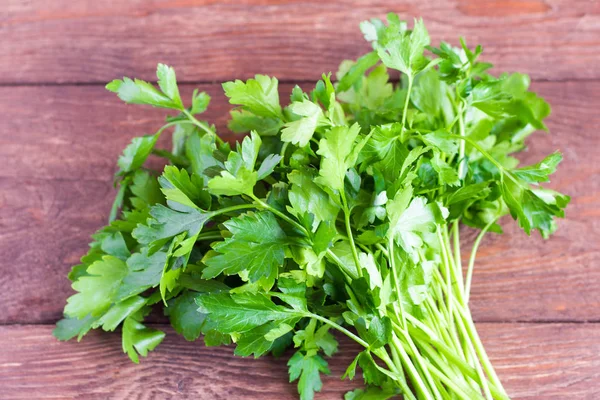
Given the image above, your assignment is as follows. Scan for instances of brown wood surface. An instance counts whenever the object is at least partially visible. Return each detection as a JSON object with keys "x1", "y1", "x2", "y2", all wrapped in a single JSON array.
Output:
[
  {"x1": 1, "y1": 0, "x2": 599, "y2": 398},
  {"x1": 2, "y1": 0, "x2": 600, "y2": 84},
  {"x1": 1, "y1": 324, "x2": 599, "y2": 400}
]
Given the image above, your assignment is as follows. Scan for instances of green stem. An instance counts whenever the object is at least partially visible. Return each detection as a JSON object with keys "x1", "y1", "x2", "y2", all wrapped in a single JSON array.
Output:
[
  {"x1": 308, "y1": 313, "x2": 368, "y2": 348},
  {"x1": 451, "y1": 304, "x2": 494, "y2": 400},
  {"x1": 444, "y1": 225, "x2": 465, "y2": 298},
  {"x1": 392, "y1": 335, "x2": 434, "y2": 400},
  {"x1": 400, "y1": 74, "x2": 414, "y2": 141},
  {"x1": 378, "y1": 353, "x2": 417, "y2": 400},
  {"x1": 195, "y1": 232, "x2": 224, "y2": 241},
  {"x1": 453, "y1": 221, "x2": 464, "y2": 284},
  {"x1": 325, "y1": 249, "x2": 355, "y2": 281},
  {"x1": 250, "y1": 194, "x2": 309, "y2": 236},
  {"x1": 453, "y1": 299, "x2": 508, "y2": 397},
  {"x1": 395, "y1": 328, "x2": 442, "y2": 399},
  {"x1": 465, "y1": 219, "x2": 495, "y2": 302},
  {"x1": 428, "y1": 364, "x2": 484, "y2": 400},
  {"x1": 340, "y1": 191, "x2": 363, "y2": 278},
  {"x1": 209, "y1": 203, "x2": 257, "y2": 218},
  {"x1": 437, "y1": 229, "x2": 454, "y2": 318},
  {"x1": 457, "y1": 102, "x2": 467, "y2": 179},
  {"x1": 181, "y1": 109, "x2": 224, "y2": 145},
  {"x1": 279, "y1": 142, "x2": 289, "y2": 167},
  {"x1": 388, "y1": 238, "x2": 406, "y2": 328}
]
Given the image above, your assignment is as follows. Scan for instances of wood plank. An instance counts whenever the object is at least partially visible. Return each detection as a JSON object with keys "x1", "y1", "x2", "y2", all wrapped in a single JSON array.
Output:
[
  {"x1": 2, "y1": 0, "x2": 599, "y2": 83},
  {"x1": 0, "y1": 323, "x2": 598, "y2": 399},
  {"x1": 0, "y1": 81, "x2": 598, "y2": 324}
]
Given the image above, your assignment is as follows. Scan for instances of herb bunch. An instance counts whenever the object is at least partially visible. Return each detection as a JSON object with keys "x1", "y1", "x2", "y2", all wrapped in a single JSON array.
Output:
[{"x1": 54, "y1": 15, "x2": 568, "y2": 400}]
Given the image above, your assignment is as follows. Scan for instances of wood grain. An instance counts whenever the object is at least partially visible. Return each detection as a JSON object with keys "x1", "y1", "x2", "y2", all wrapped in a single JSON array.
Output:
[
  {"x1": 0, "y1": 81, "x2": 598, "y2": 324},
  {"x1": 2, "y1": 0, "x2": 599, "y2": 84},
  {"x1": 0, "y1": 323, "x2": 598, "y2": 399}
]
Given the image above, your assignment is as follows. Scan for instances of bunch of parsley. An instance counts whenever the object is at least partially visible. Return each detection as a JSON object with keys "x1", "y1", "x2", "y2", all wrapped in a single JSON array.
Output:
[{"x1": 54, "y1": 15, "x2": 568, "y2": 400}]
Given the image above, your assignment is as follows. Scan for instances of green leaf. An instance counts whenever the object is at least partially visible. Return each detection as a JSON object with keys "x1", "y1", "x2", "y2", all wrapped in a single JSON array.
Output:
[
  {"x1": 159, "y1": 165, "x2": 211, "y2": 209},
  {"x1": 223, "y1": 75, "x2": 282, "y2": 119},
  {"x1": 99, "y1": 231, "x2": 130, "y2": 260},
  {"x1": 257, "y1": 154, "x2": 282, "y2": 180},
  {"x1": 228, "y1": 109, "x2": 283, "y2": 136},
  {"x1": 166, "y1": 290, "x2": 206, "y2": 341},
  {"x1": 190, "y1": 90, "x2": 211, "y2": 115},
  {"x1": 133, "y1": 204, "x2": 210, "y2": 249},
  {"x1": 117, "y1": 134, "x2": 158, "y2": 174},
  {"x1": 95, "y1": 295, "x2": 146, "y2": 331},
  {"x1": 196, "y1": 292, "x2": 301, "y2": 333},
  {"x1": 106, "y1": 65, "x2": 183, "y2": 110},
  {"x1": 185, "y1": 131, "x2": 221, "y2": 182},
  {"x1": 234, "y1": 322, "x2": 278, "y2": 357},
  {"x1": 122, "y1": 313, "x2": 165, "y2": 363},
  {"x1": 156, "y1": 63, "x2": 183, "y2": 109},
  {"x1": 512, "y1": 152, "x2": 562, "y2": 184},
  {"x1": 207, "y1": 168, "x2": 258, "y2": 196},
  {"x1": 355, "y1": 316, "x2": 392, "y2": 349},
  {"x1": 361, "y1": 123, "x2": 409, "y2": 182},
  {"x1": 287, "y1": 170, "x2": 340, "y2": 231},
  {"x1": 207, "y1": 131, "x2": 262, "y2": 196},
  {"x1": 65, "y1": 256, "x2": 128, "y2": 318},
  {"x1": 337, "y1": 51, "x2": 380, "y2": 92},
  {"x1": 129, "y1": 170, "x2": 163, "y2": 209},
  {"x1": 115, "y1": 249, "x2": 167, "y2": 301},
  {"x1": 421, "y1": 130, "x2": 459, "y2": 154},
  {"x1": 387, "y1": 187, "x2": 448, "y2": 258},
  {"x1": 501, "y1": 177, "x2": 569, "y2": 238},
  {"x1": 282, "y1": 100, "x2": 327, "y2": 147},
  {"x1": 372, "y1": 17, "x2": 430, "y2": 76},
  {"x1": 288, "y1": 351, "x2": 330, "y2": 400},
  {"x1": 431, "y1": 151, "x2": 460, "y2": 186},
  {"x1": 316, "y1": 123, "x2": 364, "y2": 191},
  {"x1": 53, "y1": 314, "x2": 97, "y2": 341},
  {"x1": 202, "y1": 211, "x2": 287, "y2": 282}
]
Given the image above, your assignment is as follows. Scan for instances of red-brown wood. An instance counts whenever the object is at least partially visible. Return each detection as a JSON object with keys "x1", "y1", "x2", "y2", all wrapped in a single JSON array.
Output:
[{"x1": 2, "y1": 0, "x2": 599, "y2": 84}]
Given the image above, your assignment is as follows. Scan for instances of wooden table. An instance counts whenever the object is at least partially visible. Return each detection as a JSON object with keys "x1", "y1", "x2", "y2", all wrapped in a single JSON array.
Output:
[{"x1": 1, "y1": 1, "x2": 599, "y2": 399}]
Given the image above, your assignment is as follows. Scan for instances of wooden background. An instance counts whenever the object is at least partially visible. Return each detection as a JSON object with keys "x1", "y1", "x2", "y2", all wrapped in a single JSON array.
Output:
[{"x1": 1, "y1": 0, "x2": 599, "y2": 398}]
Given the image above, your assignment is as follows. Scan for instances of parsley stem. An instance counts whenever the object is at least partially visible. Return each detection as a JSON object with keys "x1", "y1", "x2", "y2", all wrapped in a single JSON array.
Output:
[
  {"x1": 465, "y1": 219, "x2": 496, "y2": 303},
  {"x1": 340, "y1": 190, "x2": 363, "y2": 278},
  {"x1": 400, "y1": 74, "x2": 414, "y2": 141},
  {"x1": 392, "y1": 334, "x2": 435, "y2": 400},
  {"x1": 444, "y1": 225, "x2": 465, "y2": 298},
  {"x1": 156, "y1": 119, "x2": 196, "y2": 135},
  {"x1": 279, "y1": 142, "x2": 289, "y2": 167},
  {"x1": 209, "y1": 203, "x2": 257, "y2": 218},
  {"x1": 325, "y1": 249, "x2": 356, "y2": 281},
  {"x1": 452, "y1": 298, "x2": 508, "y2": 397},
  {"x1": 452, "y1": 221, "x2": 464, "y2": 283},
  {"x1": 249, "y1": 194, "x2": 310, "y2": 237},
  {"x1": 181, "y1": 109, "x2": 224, "y2": 145},
  {"x1": 387, "y1": 238, "x2": 407, "y2": 328},
  {"x1": 307, "y1": 313, "x2": 368, "y2": 348},
  {"x1": 450, "y1": 302, "x2": 494, "y2": 400},
  {"x1": 437, "y1": 228, "x2": 454, "y2": 319},
  {"x1": 395, "y1": 328, "x2": 442, "y2": 399},
  {"x1": 457, "y1": 102, "x2": 467, "y2": 179}
]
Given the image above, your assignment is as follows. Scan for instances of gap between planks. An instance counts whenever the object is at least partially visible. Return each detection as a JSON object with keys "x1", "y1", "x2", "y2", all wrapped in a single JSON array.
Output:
[{"x1": 0, "y1": 77, "x2": 598, "y2": 88}]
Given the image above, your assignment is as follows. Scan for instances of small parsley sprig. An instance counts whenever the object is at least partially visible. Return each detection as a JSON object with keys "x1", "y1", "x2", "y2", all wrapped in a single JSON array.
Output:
[{"x1": 54, "y1": 15, "x2": 568, "y2": 400}]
